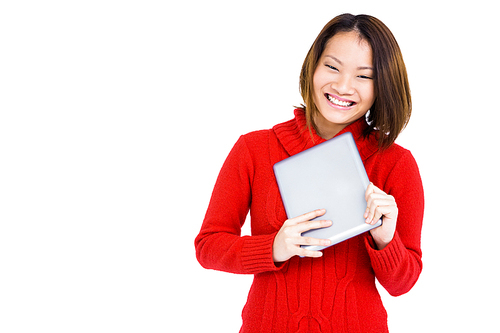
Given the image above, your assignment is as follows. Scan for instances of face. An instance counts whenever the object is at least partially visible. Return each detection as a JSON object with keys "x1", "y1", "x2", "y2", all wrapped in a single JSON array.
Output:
[{"x1": 312, "y1": 31, "x2": 376, "y2": 139}]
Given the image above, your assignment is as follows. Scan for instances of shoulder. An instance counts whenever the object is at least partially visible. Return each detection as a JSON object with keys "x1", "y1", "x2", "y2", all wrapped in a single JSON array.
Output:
[
  {"x1": 240, "y1": 126, "x2": 283, "y2": 150},
  {"x1": 240, "y1": 129, "x2": 272, "y2": 145},
  {"x1": 374, "y1": 143, "x2": 423, "y2": 193},
  {"x1": 367, "y1": 141, "x2": 422, "y2": 189},
  {"x1": 238, "y1": 129, "x2": 281, "y2": 161},
  {"x1": 375, "y1": 142, "x2": 419, "y2": 171},
  {"x1": 382, "y1": 144, "x2": 425, "y2": 219}
]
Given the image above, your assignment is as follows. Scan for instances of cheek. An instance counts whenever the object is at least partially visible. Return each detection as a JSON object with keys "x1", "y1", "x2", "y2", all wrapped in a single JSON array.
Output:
[
  {"x1": 312, "y1": 70, "x2": 328, "y2": 95},
  {"x1": 360, "y1": 84, "x2": 376, "y2": 105},
  {"x1": 312, "y1": 77, "x2": 321, "y2": 99}
]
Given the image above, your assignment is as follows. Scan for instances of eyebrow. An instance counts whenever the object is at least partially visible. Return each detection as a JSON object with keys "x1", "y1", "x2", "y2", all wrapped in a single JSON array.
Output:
[{"x1": 325, "y1": 55, "x2": 374, "y2": 70}]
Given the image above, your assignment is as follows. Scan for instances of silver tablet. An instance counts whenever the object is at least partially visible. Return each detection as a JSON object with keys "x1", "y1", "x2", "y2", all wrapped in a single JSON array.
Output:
[{"x1": 273, "y1": 132, "x2": 382, "y2": 251}]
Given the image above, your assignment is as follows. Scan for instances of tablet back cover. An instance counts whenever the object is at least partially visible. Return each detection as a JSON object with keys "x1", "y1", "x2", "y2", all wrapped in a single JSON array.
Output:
[{"x1": 273, "y1": 132, "x2": 381, "y2": 251}]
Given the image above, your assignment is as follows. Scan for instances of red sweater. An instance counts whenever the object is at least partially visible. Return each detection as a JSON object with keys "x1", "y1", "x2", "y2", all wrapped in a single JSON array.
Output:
[{"x1": 195, "y1": 109, "x2": 424, "y2": 333}]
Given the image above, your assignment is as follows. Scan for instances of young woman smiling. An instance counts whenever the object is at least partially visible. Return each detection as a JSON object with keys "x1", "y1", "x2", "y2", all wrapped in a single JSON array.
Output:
[{"x1": 196, "y1": 13, "x2": 424, "y2": 333}]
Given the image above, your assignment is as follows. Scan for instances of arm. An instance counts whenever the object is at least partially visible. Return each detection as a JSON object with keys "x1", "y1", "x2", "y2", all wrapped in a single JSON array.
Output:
[
  {"x1": 194, "y1": 136, "x2": 279, "y2": 274},
  {"x1": 195, "y1": 135, "x2": 339, "y2": 273},
  {"x1": 364, "y1": 151, "x2": 424, "y2": 296}
]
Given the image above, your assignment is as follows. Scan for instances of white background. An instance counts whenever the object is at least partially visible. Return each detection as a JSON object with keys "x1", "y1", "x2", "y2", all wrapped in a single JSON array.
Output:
[{"x1": 1, "y1": 1, "x2": 499, "y2": 332}]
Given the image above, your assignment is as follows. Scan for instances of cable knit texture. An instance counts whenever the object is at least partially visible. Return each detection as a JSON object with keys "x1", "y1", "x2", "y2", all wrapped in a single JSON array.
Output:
[{"x1": 195, "y1": 109, "x2": 424, "y2": 332}]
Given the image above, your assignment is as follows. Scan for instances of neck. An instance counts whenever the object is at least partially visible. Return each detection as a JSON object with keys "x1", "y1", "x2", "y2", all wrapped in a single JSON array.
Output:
[{"x1": 313, "y1": 114, "x2": 349, "y2": 140}]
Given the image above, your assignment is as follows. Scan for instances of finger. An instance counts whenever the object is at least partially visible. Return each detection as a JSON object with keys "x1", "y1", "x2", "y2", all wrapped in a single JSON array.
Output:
[
  {"x1": 364, "y1": 194, "x2": 386, "y2": 219},
  {"x1": 365, "y1": 209, "x2": 383, "y2": 225},
  {"x1": 369, "y1": 183, "x2": 385, "y2": 194},
  {"x1": 286, "y1": 209, "x2": 326, "y2": 226},
  {"x1": 365, "y1": 201, "x2": 386, "y2": 221},
  {"x1": 365, "y1": 193, "x2": 391, "y2": 210},
  {"x1": 365, "y1": 188, "x2": 395, "y2": 214},
  {"x1": 295, "y1": 219, "x2": 332, "y2": 233},
  {"x1": 365, "y1": 182, "x2": 386, "y2": 200},
  {"x1": 365, "y1": 182, "x2": 374, "y2": 201},
  {"x1": 291, "y1": 236, "x2": 331, "y2": 247},
  {"x1": 298, "y1": 248, "x2": 324, "y2": 258},
  {"x1": 365, "y1": 203, "x2": 394, "y2": 224}
]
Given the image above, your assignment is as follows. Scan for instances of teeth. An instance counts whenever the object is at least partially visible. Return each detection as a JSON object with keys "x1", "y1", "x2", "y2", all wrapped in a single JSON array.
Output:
[{"x1": 327, "y1": 94, "x2": 354, "y2": 107}]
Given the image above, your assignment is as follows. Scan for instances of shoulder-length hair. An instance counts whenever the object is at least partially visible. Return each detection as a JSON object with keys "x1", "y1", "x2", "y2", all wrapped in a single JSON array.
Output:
[{"x1": 299, "y1": 13, "x2": 411, "y2": 150}]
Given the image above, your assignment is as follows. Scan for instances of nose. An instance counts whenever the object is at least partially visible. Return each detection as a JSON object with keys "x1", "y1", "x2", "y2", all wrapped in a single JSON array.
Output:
[{"x1": 332, "y1": 74, "x2": 355, "y2": 96}]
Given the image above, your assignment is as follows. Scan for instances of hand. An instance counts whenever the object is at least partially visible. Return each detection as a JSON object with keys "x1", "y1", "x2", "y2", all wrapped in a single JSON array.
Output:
[
  {"x1": 364, "y1": 182, "x2": 398, "y2": 250},
  {"x1": 272, "y1": 209, "x2": 332, "y2": 263}
]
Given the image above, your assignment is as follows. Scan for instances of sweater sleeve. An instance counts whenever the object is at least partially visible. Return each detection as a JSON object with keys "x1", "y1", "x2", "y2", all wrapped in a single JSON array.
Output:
[
  {"x1": 364, "y1": 150, "x2": 424, "y2": 296},
  {"x1": 195, "y1": 135, "x2": 280, "y2": 274}
]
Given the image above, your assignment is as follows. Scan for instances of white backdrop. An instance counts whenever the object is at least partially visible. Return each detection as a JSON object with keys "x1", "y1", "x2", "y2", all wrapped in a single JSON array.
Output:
[{"x1": 1, "y1": 1, "x2": 498, "y2": 332}]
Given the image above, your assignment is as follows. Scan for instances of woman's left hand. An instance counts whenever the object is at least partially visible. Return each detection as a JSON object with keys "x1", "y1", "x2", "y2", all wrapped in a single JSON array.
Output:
[{"x1": 364, "y1": 183, "x2": 398, "y2": 250}]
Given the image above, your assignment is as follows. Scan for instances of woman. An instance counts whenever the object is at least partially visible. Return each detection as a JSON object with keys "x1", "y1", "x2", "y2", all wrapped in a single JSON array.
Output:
[{"x1": 195, "y1": 13, "x2": 424, "y2": 333}]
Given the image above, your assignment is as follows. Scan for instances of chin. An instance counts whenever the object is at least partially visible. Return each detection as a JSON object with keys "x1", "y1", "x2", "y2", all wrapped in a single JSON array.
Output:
[{"x1": 319, "y1": 106, "x2": 365, "y2": 126}]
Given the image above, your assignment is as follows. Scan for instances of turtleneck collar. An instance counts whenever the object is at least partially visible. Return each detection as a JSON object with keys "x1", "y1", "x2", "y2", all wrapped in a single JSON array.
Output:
[{"x1": 272, "y1": 109, "x2": 379, "y2": 162}]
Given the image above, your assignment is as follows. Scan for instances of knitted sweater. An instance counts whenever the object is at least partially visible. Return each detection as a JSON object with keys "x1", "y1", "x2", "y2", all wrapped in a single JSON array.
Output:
[{"x1": 195, "y1": 109, "x2": 424, "y2": 333}]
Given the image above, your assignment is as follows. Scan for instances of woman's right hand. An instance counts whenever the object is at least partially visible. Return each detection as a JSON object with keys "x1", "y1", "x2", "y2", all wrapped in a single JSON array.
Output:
[{"x1": 272, "y1": 209, "x2": 332, "y2": 263}]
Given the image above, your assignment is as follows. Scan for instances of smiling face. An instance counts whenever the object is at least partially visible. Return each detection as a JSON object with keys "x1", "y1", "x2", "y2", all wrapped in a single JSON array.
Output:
[{"x1": 312, "y1": 30, "x2": 376, "y2": 139}]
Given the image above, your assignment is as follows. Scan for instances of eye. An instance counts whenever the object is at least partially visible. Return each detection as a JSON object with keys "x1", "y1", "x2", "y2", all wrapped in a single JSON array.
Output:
[
  {"x1": 357, "y1": 75, "x2": 373, "y2": 80},
  {"x1": 326, "y1": 64, "x2": 339, "y2": 72}
]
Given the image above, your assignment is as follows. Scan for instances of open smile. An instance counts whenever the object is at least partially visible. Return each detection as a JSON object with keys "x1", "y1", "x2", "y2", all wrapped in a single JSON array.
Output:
[{"x1": 325, "y1": 93, "x2": 356, "y2": 108}]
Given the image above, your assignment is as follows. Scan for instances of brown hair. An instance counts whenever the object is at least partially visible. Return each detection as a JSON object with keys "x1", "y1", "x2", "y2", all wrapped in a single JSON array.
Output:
[{"x1": 299, "y1": 13, "x2": 411, "y2": 150}]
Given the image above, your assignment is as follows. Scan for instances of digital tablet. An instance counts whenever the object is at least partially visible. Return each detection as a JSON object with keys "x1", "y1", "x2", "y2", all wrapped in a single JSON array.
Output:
[{"x1": 273, "y1": 132, "x2": 382, "y2": 251}]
